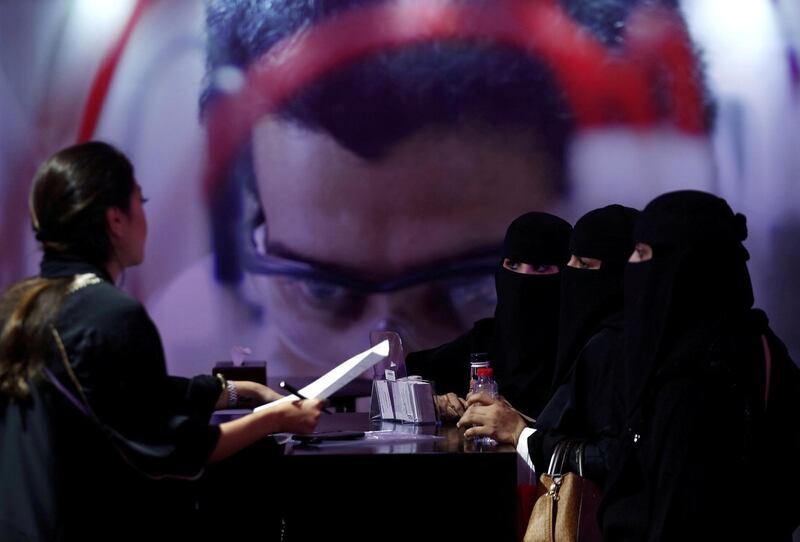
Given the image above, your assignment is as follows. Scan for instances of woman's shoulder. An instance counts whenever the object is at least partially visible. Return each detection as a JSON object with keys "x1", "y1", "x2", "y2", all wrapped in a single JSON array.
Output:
[{"x1": 62, "y1": 278, "x2": 152, "y2": 331}]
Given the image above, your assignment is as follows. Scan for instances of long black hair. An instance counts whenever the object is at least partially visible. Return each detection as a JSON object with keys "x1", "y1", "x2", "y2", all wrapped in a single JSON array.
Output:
[{"x1": 0, "y1": 141, "x2": 136, "y2": 399}]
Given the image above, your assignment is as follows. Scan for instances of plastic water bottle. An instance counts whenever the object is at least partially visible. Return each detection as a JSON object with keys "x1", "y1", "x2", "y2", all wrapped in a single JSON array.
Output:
[
  {"x1": 469, "y1": 352, "x2": 491, "y2": 396},
  {"x1": 470, "y1": 367, "x2": 498, "y2": 447},
  {"x1": 472, "y1": 366, "x2": 498, "y2": 397}
]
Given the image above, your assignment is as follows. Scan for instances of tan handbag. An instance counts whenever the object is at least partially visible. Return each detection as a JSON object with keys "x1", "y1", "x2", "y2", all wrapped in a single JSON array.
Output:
[{"x1": 523, "y1": 440, "x2": 602, "y2": 542}]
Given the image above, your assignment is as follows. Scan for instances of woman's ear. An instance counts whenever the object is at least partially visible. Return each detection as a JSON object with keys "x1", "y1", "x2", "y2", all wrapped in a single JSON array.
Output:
[{"x1": 105, "y1": 207, "x2": 125, "y2": 240}]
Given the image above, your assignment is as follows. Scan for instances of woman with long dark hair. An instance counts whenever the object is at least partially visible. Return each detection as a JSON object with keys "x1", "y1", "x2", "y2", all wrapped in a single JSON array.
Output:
[{"x1": 0, "y1": 141, "x2": 325, "y2": 541}]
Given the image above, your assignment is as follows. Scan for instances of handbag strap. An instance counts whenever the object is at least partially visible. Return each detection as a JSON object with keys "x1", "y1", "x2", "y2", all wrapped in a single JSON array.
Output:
[
  {"x1": 760, "y1": 334, "x2": 771, "y2": 410},
  {"x1": 547, "y1": 440, "x2": 566, "y2": 475},
  {"x1": 546, "y1": 439, "x2": 587, "y2": 477},
  {"x1": 575, "y1": 441, "x2": 585, "y2": 477},
  {"x1": 43, "y1": 366, "x2": 90, "y2": 416},
  {"x1": 47, "y1": 326, "x2": 95, "y2": 417},
  {"x1": 45, "y1": 325, "x2": 204, "y2": 481}
]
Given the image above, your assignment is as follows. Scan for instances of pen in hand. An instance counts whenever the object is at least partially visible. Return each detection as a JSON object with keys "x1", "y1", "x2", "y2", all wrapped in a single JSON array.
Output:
[{"x1": 279, "y1": 381, "x2": 333, "y2": 415}]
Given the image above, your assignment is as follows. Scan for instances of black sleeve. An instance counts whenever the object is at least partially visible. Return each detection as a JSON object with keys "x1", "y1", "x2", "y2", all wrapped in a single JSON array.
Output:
[
  {"x1": 641, "y1": 379, "x2": 711, "y2": 541},
  {"x1": 76, "y1": 297, "x2": 220, "y2": 479},
  {"x1": 643, "y1": 375, "x2": 748, "y2": 542},
  {"x1": 167, "y1": 375, "x2": 222, "y2": 420},
  {"x1": 405, "y1": 320, "x2": 492, "y2": 396},
  {"x1": 528, "y1": 383, "x2": 573, "y2": 473},
  {"x1": 528, "y1": 329, "x2": 622, "y2": 484},
  {"x1": 756, "y1": 329, "x2": 800, "y2": 536}
]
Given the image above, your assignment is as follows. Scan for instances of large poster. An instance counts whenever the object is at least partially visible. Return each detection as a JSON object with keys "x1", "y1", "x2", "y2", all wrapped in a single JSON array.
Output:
[{"x1": 1, "y1": 0, "x2": 798, "y2": 379}]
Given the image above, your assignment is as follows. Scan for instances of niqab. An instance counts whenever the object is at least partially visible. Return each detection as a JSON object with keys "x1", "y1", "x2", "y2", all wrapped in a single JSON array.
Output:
[
  {"x1": 551, "y1": 204, "x2": 638, "y2": 393},
  {"x1": 490, "y1": 212, "x2": 571, "y2": 416},
  {"x1": 621, "y1": 190, "x2": 753, "y2": 418}
]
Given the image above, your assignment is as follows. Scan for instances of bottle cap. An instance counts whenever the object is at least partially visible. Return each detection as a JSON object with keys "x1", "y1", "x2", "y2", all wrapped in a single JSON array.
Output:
[{"x1": 470, "y1": 352, "x2": 489, "y2": 364}]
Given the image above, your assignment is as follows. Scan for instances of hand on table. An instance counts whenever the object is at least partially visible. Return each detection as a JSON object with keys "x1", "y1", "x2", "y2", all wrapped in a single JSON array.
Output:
[
  {"x1": 457, "y1": 392, "x2": 527, "y2": 446},
  {"x1": 434, "y1": 393, "x2": 468, "y2": 421}
]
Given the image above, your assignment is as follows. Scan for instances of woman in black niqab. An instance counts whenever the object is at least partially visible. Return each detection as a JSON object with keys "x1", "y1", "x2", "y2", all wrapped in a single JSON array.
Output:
[
  {"x1": 550, "y1": 204, "x2": 639, "y2": 394},
  {"x1": 602, "y1": 190, "x2": 800, "y2": 541},
  {"x1": 491, "y1": 212, "x2": 572, "y2": 417},
  {"x1": 621, "y1": 190, "x2": 754, "y2": 417},
  {"x1": 527, "y1": 204, "x2": 638, "y2": 487},
  {"x1": 406, "y1": 211, "x2": 571, "y2": 419}
]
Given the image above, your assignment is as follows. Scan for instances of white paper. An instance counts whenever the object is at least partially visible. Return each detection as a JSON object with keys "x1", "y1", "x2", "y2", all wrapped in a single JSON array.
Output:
[
  {"x1": 254, "y1": 340, "x2": 390, "y2": 412},
  {"x1": 398, "y1": 380, "x2": 420, "y2": 422},
  {"x1": 374, "y1": 380, "x2": 394, "y2": 419},
  {"x1": 387, "y1": 379, "x2": 437, "y2": 423},
  {"x1": 409, "y1": 381, "x2": 437, "y2": 423}
]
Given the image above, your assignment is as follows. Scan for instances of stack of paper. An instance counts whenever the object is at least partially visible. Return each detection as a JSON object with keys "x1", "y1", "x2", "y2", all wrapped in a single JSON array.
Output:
[{"x1": 372, "y1": 376, "x2": 437, "y2": 424}]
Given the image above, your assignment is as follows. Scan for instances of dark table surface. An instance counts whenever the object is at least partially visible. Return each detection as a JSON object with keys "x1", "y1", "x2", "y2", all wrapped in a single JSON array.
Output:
[
  {"x1": 283, "y1": 413, "x2": 520, "y2": 541},
  {"x1": 284, "y1": 412, "x2": 517, "y2": 455},
  {"x1": 206, "y1": 412, "x2": 522, "y2": 541}
]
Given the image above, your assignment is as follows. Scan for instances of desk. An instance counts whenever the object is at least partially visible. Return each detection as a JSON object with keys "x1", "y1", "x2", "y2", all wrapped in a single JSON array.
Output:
[
  {"x1": 205, "y1": 412, "x2": 520, "y2": 541},
  {"x1": 281, "y1": 413, "x2": 519, "y2": 541}
]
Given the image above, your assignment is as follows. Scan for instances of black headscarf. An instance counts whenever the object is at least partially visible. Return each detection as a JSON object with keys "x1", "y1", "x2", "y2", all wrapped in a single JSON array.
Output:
[
  {"x1": 491, "y1": 212, "x2": 572, "y2": 417},
  {"x1": 551, "y1": 204, "x2": 638, "y2": 393},
  {"x1": 621, "y1": 190, "x2": 753, "y2": 418}
]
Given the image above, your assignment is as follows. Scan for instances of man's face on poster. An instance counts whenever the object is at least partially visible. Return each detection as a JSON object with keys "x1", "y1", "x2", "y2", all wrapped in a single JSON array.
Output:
[{"x1": 247, "y1": 117, "x2": 558, "y2": 372}]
